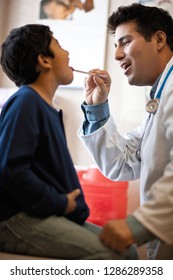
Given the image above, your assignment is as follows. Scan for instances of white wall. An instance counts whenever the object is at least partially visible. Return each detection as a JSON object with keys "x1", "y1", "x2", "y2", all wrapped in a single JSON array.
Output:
[{"x1": 0, "y1": 0, "x2": 41, "y2": 87}]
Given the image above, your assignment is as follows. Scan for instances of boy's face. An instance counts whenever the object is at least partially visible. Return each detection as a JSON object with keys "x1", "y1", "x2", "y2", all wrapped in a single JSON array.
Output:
[
  {"x1": 114, "y1": 21, "x2": 162, "y2": 86},
  {"x1": 49, "y1": 36, "x2": 74, "y2": 85}
]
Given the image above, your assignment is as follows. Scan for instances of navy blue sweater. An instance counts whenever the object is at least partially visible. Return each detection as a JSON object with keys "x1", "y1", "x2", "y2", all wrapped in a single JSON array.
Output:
[{"x1": 0, "y1": 86, "x2": 89, "y2": 224}]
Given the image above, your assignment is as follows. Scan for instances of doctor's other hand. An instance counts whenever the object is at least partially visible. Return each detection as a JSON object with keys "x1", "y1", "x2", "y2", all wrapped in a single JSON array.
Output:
[
  {"x1": 85, "y1": 69, "x2": 111, "y2": 105},
  {"x1": 99, "y1": 219, "x2": 136, "y2": 253},
  {"x1": 65, "y1": 189, "x2": 81, "y2": 214}
]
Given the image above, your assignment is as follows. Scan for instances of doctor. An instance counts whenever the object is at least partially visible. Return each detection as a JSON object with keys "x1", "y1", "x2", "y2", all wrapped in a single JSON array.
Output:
[{"x1": 78, "y1": 3, "x2": 173, "y2": 259}]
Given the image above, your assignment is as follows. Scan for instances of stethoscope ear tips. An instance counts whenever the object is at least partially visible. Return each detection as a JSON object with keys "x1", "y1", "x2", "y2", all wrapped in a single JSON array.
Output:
[{"x1": 146, "y1": 98, "x2": 160, "y2": 114}]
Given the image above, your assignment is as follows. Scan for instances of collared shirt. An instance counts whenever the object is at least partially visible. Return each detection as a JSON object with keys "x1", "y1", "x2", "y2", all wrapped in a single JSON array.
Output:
[{"x1": 81, "y1": 100, "x2": 110, "y2": 135}]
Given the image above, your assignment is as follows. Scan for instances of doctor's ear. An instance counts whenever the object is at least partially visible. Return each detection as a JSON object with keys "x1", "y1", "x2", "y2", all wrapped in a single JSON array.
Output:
[
  {"x1": 154, "y1": 31, "x2": 167, "y2": 50},
  {"x1": 37, "y1": 54, "x2": 51, "y2": 69}
]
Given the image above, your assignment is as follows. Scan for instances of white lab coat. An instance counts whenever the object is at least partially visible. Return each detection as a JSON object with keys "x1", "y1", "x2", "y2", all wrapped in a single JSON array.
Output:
[{"x1": 78, "y1": 57, "x2": 173, "y2": 259}]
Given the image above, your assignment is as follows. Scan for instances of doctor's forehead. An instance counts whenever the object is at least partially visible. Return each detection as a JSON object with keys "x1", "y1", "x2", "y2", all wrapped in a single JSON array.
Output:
[{"x1": 114, "y1": 22, "x2": 140, "y2": 42}]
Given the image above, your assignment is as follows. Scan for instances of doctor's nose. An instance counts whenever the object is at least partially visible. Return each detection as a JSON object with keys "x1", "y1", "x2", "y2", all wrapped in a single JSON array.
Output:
[{"x1": 114, "y1": 47, "x2": 125, "y2": 61}]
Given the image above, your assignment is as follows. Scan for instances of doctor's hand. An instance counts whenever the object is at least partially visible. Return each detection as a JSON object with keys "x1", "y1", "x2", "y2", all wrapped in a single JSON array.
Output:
[
  {"x1": 65, "y1": 189, "x2": 81, "y2": 214},
  {"x1": 84, "y1": 69, "x2": 111, "y2": 105},
  {"x1": 99, "y1": 219, "x2": 136, "y2": 253}
]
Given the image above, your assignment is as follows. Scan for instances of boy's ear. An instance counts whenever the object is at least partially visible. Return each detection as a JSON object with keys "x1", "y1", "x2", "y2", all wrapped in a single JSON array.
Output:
[{"x1": 37, "y1": 54, "x2": 51, "y2": 69}]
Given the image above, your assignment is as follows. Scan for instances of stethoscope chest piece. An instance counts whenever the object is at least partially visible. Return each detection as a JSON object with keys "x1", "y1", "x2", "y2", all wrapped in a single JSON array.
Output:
[{"x1": 145, "y1": 98, "x2": 160, "y2": 114}]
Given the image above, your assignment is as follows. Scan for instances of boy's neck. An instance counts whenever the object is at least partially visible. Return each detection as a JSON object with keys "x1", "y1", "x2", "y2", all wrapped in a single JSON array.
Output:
[{"x1": 28, "y1": 82, "x2": 57, "y2": 107}]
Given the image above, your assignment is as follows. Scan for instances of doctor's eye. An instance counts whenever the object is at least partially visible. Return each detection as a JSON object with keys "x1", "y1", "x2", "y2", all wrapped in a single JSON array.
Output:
[{"x1": 122, "y1": 40, "x2": 131, "y2": 47}]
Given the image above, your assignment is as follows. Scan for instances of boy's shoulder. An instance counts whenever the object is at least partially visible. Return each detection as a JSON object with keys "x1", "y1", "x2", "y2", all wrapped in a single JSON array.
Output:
[
  {"x1": 2, "y1": 86, "x2": 42, "y2": 116},
  {"x1": 14, "y1": 85, "x2": 39, "y2": 100},
  {"x1": 8, "y1": 85, "x2": 43, "y2": 106}
]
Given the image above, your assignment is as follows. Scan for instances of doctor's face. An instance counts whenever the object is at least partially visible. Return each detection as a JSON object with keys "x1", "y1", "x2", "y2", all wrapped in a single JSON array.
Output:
[{"x1": 114, "y1": 21, "x2": 161, "y2": 86}]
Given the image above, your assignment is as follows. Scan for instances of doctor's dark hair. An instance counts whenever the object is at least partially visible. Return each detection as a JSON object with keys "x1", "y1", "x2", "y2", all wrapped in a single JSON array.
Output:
[
  {"x1": 0, "y1": 24, "x2": 54, "y2": 87},
  {"x1": 108, "y1": 3, "x2": 173, "y2": 51}
]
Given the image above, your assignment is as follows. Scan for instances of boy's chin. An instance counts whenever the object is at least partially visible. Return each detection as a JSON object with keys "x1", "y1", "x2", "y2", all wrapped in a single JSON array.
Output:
[
  {"x1": 59, "y1": 77, "x2": 74, "y2": 86},
  {"x1": 64, "y1": 77, "x2": 74, "y2": 85}
]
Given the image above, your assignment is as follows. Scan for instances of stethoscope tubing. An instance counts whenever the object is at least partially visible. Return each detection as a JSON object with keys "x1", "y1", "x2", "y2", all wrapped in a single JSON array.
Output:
[
  {"x1": 146, "y1": 64, "x2": 173, "y2": 114},
  {"x1": 137, "y1": 64, "x2": 173, "y2": 159}
]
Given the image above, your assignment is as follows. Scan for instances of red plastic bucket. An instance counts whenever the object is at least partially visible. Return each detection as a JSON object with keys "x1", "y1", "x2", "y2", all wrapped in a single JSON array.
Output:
[{"x1": 77, "y1": 167, "x2": 128, "y2": 226}]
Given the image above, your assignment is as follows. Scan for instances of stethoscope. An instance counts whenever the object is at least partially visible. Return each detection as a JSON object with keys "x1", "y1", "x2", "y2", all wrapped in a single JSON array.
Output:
[
  {"x1": 136, "y1": 64, "x2": 173, "y2": 160},
  {"x1": 145, "y1": 65, "x2": 173, "y2": 113}
]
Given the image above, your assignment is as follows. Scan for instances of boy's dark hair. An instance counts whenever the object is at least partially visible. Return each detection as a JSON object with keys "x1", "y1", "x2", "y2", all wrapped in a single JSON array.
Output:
[
  {"x1": 0, "y1": 24, "x2": 54, "y2": 87},
  {"x1": 108, "y1": 3, "x2": 173, "y2": 51}
]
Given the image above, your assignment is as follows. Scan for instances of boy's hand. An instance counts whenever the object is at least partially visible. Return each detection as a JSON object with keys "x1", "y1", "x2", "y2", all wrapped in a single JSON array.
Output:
[{"x1": 65, "y1": 189, "x2": 81, "y2": 214}]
